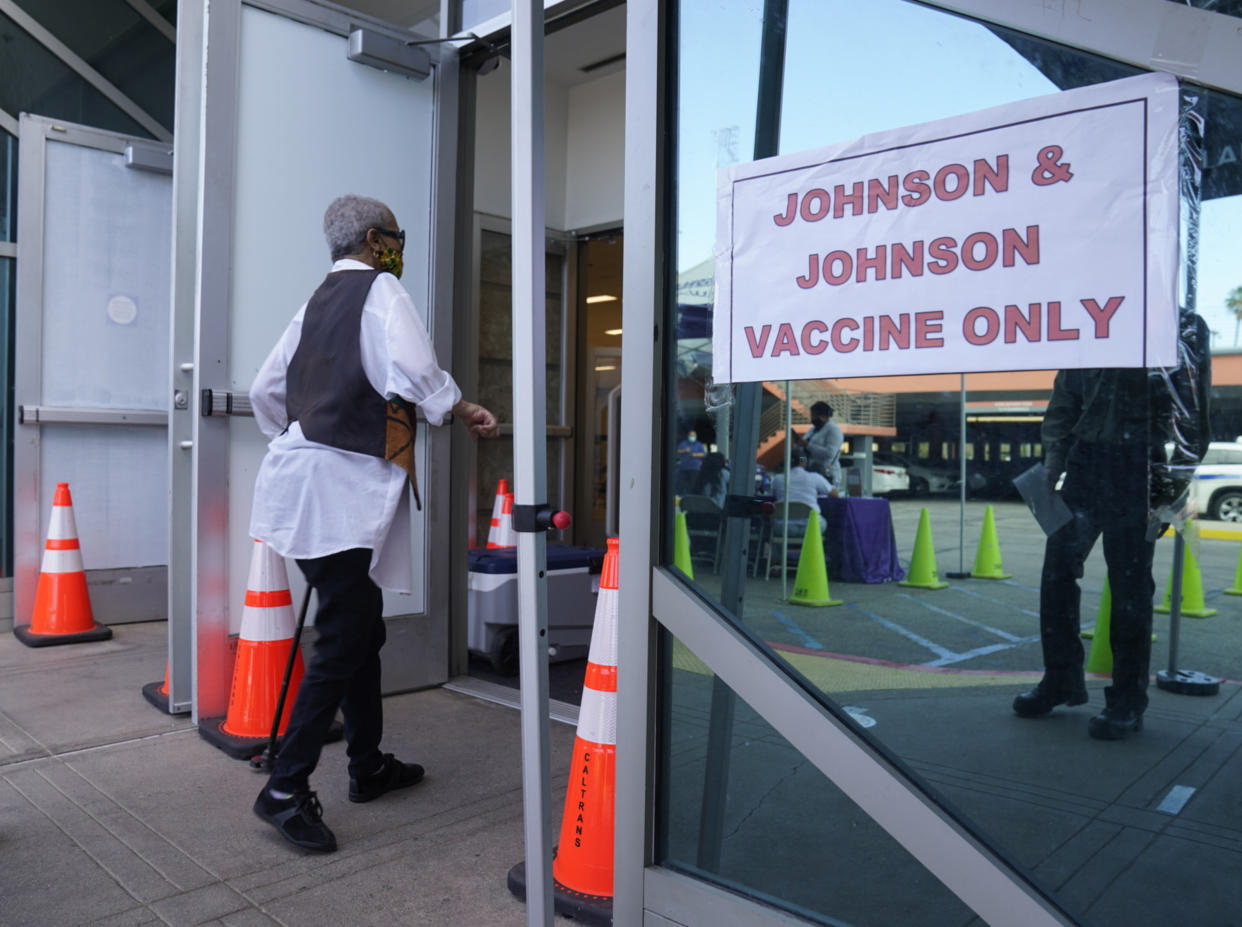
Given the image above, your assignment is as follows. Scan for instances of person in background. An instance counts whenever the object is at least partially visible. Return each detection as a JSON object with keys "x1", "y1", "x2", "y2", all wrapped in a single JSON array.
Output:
[
  {"x1": 771, "y1": 455, "x2": 833, "y2": 517},
  {"x1": 248, "y1": 194, "x2": 498, "y2": 853},
  {"x1": 1013, "y1": 327, "x2": 1209, "y2": 740},
  {"x1": 754, "y1": 464, "x2": 772, "y2": 495},
  {"x1": 769, "y1": 456, "x2": 833, "y2": 561},
  {"x1": 801, "y1": 401, "x2": 844, "y2": 490},
  {"x1": 690, "y1": 452, "x2": 730, "y2": 508},
  {"x1": 675, "y1": 429, "x2": 707, "y2": 494}
]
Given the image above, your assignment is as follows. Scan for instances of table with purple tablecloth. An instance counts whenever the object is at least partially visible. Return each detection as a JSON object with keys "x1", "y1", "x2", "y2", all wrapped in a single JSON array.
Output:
[{"x1": 818, "y1": 497, "x2": 905, "y2": 583}]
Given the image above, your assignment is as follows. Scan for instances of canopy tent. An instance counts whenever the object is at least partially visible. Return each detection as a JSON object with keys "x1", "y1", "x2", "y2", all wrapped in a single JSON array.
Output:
[{"x1": 989, "y1": 21, "x2": 1242, "y2": 202}]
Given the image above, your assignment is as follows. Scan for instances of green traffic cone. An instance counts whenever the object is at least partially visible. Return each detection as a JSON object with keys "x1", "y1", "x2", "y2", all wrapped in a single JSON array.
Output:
[
  {"x1": 789, "y1": 510, "x2": 842, "y2": 607},
  {"x1": 1083, "y1": 579, "x2": 1113, "y2": 675},
  {"x1": 1155, "y1": 538, "x2": 1217, "y2": 618},
  {"x1": 673, "y1": 509, "x2": 693, "y2": 581},
  {"x1": 899, "y1": 508, "x2": 948, "y2": 590},
  {"x1": 1084, "y1": 576, "x2": 1156, "y2": 645},
  {"x1": 970, "y1": 504, "x2": 1012, "y2": 580},
  {"x1": 1225, "y1": 542, "x2": 1242, "y2": 596}
]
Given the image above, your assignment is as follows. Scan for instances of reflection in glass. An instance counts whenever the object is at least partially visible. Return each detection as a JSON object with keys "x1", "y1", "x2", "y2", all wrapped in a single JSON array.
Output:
[
  {"x1": 657, "y1": 628, "x2": 976, "y2": 925},
  {"x1": 577, "y1": 234, "x2": 624, "y2": 549},
  {"x1": 0, "y1": 12, "x2": 152, "y2": 138},
  {"x1": 12, "y1": 0, "x2": 176, "y2": 131},
  {"x1": 667, "y1": 1, "x2": 1242, "y2": 924},
  {"x1": 459, "y1": 0, "x2": 512, "y2": 33},
  {"x1": 1, "y1": 130, "x2": 15, "y2": 241},
  {"x1": 1163, "y1": 0, "x2": 1242, "y2": 21},
  {"x1": 475, "y1": 229, "x2": 567, "y2": 543}
]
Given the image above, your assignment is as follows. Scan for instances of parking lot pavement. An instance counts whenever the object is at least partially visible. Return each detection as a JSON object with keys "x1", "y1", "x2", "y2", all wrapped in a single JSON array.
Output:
[
  {"x1": 691, "y1": 498, "x2": 1242, "y2": 690},
  {"x1": 672, "y1": 498, "x2": 1242, "y2": 925}
]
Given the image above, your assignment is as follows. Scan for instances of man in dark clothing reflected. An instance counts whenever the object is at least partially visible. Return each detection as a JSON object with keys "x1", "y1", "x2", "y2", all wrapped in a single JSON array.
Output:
[{"x1": 1013, "y1": 364, "x2": 1193, "y2": 740}]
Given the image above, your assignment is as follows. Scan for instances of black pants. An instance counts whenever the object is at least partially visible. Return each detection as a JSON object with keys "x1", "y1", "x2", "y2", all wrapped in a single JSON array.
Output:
[
  {"x1": 268, "y1": 547, "x2": 386, "y2": 793},
  {"x1": 1039, "y1": 443, "x2": 1156, "y2": 714}
]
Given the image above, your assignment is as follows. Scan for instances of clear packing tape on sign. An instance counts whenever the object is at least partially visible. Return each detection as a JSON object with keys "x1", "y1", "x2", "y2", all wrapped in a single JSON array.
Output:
[{"x1": 1150, "y1": 83, "x2": 1211, "y2": 544}]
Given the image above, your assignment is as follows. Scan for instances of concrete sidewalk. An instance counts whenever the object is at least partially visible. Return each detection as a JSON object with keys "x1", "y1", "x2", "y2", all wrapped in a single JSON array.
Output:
[{"x1": 0, "y1": 621, "x2": 580, "y2": 927}]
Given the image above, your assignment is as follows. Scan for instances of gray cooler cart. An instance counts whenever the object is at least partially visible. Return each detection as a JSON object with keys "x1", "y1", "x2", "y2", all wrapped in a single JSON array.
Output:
[{"x1": 467, "y1": 545, "x2": 605, "y2": 674}]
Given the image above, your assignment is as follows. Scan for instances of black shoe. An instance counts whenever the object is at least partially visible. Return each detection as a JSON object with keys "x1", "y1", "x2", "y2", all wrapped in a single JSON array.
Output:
[
  {"x1": 1012, "y1": 681, "x2": 1088, "y2": 718},
  {"x1": 1088, "y1": 706, "x2": 1143, "y2": 740},
  {"x1": 348, "y1": 753, "x2": 425, "y2": 803},
  {"x1": 253, "y1": 787, "x2": 337, "y2": 852}
]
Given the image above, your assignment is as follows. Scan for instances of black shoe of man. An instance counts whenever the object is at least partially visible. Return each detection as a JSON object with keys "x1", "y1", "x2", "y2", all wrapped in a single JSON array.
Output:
[
  {"x1": 348, "y1": 753, "x2": 425, "y2": 803},
  {"x1": 1088, "y1": 706, "x2": 1143, "y2": 740},
  {"x1": 1012, "y1": 680, "x2": 1088, "y2": 718},
  {"x1": 253, "y1": 787, "x2": 337, "y2": 853}
]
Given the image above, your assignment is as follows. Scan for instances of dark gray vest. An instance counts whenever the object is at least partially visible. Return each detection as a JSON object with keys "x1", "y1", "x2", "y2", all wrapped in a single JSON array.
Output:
[{"x1": 286, "y1": 269, "x2": 420, "y2": 508}]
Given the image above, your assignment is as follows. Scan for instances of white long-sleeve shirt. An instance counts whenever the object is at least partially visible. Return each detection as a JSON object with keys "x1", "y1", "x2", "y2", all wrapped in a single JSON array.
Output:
[
  {"x1": 771, "y1": 466, "x2": 833, "y2": 510},
  {"x1": 804, "y1": 420, "x2": 844, "y2": 487},
  {"x1": 248, "y1": 259, "x2": 461, "y2": 593}
]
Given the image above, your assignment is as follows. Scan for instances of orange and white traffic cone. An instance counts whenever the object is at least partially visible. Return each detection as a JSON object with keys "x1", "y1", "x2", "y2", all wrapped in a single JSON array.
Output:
[
  {"x1": 493, "y1": 492, "x2": 518, "y2": 548},
  {"x1": 16, "y1": 482, "x2": 111, "y2": 647},
  {"x1": 486, "y1": 478, "x2": 511, "y2": 548},
  {"x1": 508, "y1": 536, "x2": 618, "y2": 923},
  {"x1": 141, "y1": 661, "x2": 190, "y2": 715},
  {"x1": 141, "y1": 662, "x2": 173, "y2": 713},
  {"x1": 199, "y1": 540, "x2": 307, "y2": 759}
]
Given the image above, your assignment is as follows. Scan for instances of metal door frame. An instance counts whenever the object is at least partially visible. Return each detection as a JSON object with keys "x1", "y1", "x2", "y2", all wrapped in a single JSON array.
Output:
[
  {"x1": 614, "y1": 0, "x2": 1242, "y2": 924},
  {"x1": 13, "y1": 113, "x2": 172, "y2": 635},
  {"x1": 170, "y1": 0, "x2": 461, "y2": 721}
]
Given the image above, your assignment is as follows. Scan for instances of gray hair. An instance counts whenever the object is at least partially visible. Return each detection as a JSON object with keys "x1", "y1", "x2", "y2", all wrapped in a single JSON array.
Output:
[{"x1": 323, "y1": 194, "x2": 390, "y2": 260}]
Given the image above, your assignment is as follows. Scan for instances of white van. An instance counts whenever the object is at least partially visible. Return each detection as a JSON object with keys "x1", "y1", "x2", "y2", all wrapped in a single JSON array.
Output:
[{"x1": 1190, "y1": 441, "x2": 1242, "y2": 522}]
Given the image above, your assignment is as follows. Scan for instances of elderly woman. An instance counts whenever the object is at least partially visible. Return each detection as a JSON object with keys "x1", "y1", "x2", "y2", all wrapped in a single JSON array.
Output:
[{"x1": 249, "y1": 194, "x2": 497, "y2": 853}]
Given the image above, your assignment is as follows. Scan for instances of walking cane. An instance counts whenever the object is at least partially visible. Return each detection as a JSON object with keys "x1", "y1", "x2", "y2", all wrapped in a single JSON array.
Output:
[{"x1": 250, "y1": 585, "x2": 313, "y2": 772}]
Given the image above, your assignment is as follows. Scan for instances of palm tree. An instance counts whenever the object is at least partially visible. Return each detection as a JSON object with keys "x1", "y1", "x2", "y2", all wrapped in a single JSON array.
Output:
[{"x1": 1230, "y1": 285, "x2": 1242, "y2": 346}]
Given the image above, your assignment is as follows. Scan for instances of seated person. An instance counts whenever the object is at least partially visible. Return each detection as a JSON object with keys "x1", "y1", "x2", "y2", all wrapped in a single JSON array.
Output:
[
  {"x1": 770, "y1": 456, "x2": 833, "y2": 534},
  {"x1": 771, "y1": 456, "x2": 833, "y2": 508}
]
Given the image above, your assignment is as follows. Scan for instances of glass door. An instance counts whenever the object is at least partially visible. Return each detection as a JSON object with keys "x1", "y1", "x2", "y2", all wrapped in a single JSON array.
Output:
[
  {"x1": 13, "y1": 115, "x2": 171, "y2": 631},
  {"x1": 620, "y1": 1, "x2": 1242, "y2": 925},
  {"x1": 472, "y1": 223, "x2": 571, "y2": 548},
  {"x1": 576, "y1": 231, "x2": 623, "y2": 550}
]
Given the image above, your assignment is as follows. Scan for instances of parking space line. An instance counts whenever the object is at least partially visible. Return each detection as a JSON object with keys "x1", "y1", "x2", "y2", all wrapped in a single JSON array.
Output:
[
  {"x1": 849, "y1": 604, "x2": 959, "y2": 662},
  {"x1": 952, "y1": 584, "x2": 1041, "y2": 619},
  {"x1": 924, "y1": 640, "x2": 1039, "y2": 668},
  {"x1": 772, "y1": 609, "x2": 825, "y2": 651},
  {"x1": 850, "y1": 602, "x2": 1041, "y2": 669},
  {"x1": 899, "y1": 593, "x2": 1030, "y2": 642}
]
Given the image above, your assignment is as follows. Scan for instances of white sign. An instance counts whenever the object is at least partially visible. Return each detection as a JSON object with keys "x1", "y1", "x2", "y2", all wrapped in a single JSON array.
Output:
[{"x1": 713, "y1": 73, "x2": 1181, "y2": 384}]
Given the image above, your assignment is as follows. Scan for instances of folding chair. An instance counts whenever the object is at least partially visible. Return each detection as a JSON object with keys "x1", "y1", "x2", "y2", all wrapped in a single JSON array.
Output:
[
  {"x1": 763, "y1": 500, "x2": 816, "y2": 580},
  {"x1": 679, "y1": 494, "x2": 724, "y2": 571}
]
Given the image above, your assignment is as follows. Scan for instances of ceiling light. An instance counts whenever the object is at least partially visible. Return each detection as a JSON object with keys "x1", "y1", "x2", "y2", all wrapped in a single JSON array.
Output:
[
  {"x1": 604, "y1": 328, "x2": 623, "y2": 336},
  {"x1": 594, "y1": 364, "x2": 617, "y2": 372},
  {"x1": 586, "y1": 295, "x2": 617, "y2": 304}
]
